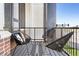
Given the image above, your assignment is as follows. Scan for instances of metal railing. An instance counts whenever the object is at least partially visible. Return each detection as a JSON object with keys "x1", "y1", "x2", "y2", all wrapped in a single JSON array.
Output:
[
  {"x1": 55, "y1": 25, "x2": 79, "y2": 56},
  {"x1": 12, "y1": 26, "x2": 79, "y2": 56},
  {"x1": 18, "y1": 27, "x2": 46, "y2": 42}
]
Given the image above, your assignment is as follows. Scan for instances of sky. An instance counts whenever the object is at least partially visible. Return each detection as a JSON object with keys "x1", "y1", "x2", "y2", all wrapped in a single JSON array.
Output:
[{"x1": 56, "y1": 3, "x2": 79, "y2": 26}]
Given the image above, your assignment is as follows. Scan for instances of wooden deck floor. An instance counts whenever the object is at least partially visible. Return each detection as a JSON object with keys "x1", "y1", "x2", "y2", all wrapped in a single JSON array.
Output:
[{"x1": 11, "y1": 41, "x2": 68, "y2": 56}]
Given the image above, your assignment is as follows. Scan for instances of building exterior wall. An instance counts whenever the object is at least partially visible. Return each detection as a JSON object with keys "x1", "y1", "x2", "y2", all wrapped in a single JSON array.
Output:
[
  {"x1": 13, "y1": 3, "x2": 19, "y2": 20},
  {"x1": 0, "y1": 31, "x2": 11, "y2": 56},
  {"x1": 12, "y1": 3, "x2": 19, "y2": 31},
  {"x1": 0, "y1": 3, "x2": 19, "y2": 56},
  {"x1": 25, "y1": 3, "x2": 44, "y2": 27},
  {"x1": 0, "y1": 3, "x2": 56, "y2": 56},
  {"x1": 25, "y1": 3, "x2": 44, "y2": 40},
  {"x1": 31, "y1": 3, "x2": 44, "y2": 27},
  {"x1": 25, "y1": 3, "x2": 31, "y2": 27},
  {"x1": 0, "y1": 4, "x2": 4, "y2": 30},
  {"x1": 0, "y1": 4, "x2": 13, "y2": 56},
  {"x1": 19, "y1": 3, "x2": 25, "y2": 28},
  {"x1": 4, "y1": 3, "x2": 13, "y2": 32},
  {"x1": 4, "y1": 3, "x2": 19, "y2": 32},
  {"x1": 23, "y1": 3, "x2": 56, "y2": 40}
]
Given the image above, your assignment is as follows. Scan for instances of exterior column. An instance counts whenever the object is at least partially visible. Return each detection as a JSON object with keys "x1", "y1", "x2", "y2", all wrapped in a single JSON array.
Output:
[
  {"x1": 47, "y1": 3, "x2": 56, "y2": 43},
  {"x1": 4, "y1": 3, "x2": 13, "y2": 32},
  {"x1": 12, "y1": 3, "x2": 19, "y2": 31},
  {"x1": 0, "y1": 3, "x2": 4, "y2": 30},
  {"x1": 19, "y1": 3, "x2": 25, "y2": 29}
]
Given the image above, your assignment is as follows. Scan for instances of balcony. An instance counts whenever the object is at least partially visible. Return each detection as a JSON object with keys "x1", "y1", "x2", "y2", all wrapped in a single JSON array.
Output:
[
  {"x1": 8, "y1": 26, "x2": 78, "y2": 56},
  {"x1": 0, "y1": 25, "x2": 79, "y2": 56}
]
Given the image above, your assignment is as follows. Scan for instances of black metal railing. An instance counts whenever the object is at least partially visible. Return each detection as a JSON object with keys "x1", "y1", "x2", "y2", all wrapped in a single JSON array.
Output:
[
  {"x1": 18, "y1": 27, "x2": 46, "y2": 42},
  {"x1": 55, "y1": 25, "x2": 79, "y2": 56},
  {"x1": 12, "y1": 26, "x2": 79, "y2": 56}
]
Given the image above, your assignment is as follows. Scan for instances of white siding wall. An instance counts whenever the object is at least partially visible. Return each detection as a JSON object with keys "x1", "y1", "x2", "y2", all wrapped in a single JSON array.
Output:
[
  {"x1": 12, "y1": 3, "x2": 19, "y2": 31},
  {"x1": 25, "y1": 3, "x2": 44, "y2": 40},
  {"x1": 13, "y1": 3, "x2": 19, "y2": 20},
  {"x1": 25, "y1": 3, "x2": 44, "y2": 27},
  {"x1": 0, "y1": 4, "x2": 4, "y2": 30},
  {"x1": 25, "y1": 4, "x2": 31, "y2": 27},
  {"x1": 31, "y1": 3, "x2": 44, "y2": 27}
]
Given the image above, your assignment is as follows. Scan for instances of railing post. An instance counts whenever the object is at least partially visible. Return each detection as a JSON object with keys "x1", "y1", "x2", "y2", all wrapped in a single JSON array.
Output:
[
  {"x1": 61, "y1": 24, "x2": 63, "y2": 37},
  {"x1": 66, "y1": 24, "x2": 69, "y2": 54},
  {"x1": 71, "y1": 29, "x2": 73, "y2": 55},
  {"x1": 34, "y1": 27, "x2": 35, "y2": 41},
  {"x1": 68, "y1": 24, "x2": 71, "y2": 54},
  {"x1": 76, "y1": 27, "x2": 77, "y2": 56},
  {"x1": 61, "y1": 28, "x2": 62, "y2": 37},
  {"x1": 73, "y1": 29, "x2": 74, "y2": 56},
  {"x1": 43, "y1": 27, "x2": 47, "y2": 42}
]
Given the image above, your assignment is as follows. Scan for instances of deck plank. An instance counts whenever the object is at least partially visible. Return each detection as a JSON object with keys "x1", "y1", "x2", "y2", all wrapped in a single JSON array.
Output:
[
  {"x1": 30, "y1": 42, "x2": 36, "y2": 56},
  {"x1": 56, "y1": 51, "x2": 64, "y2": 56},
  {"x1": 13, "y1": 45, "x2": 21, "y2": 54},
  {"x1": 12, "y1": 41, "x2": 68, "y2": 56},
  {"x1": 48, "y1": 48, "x2": 57, "y2": 56},
  {"x1": 53, "y1": 50, "x2": 60, "y2": 56},
  {"x1": 38, "y1": 42, "x2": 43, "y2": 56},
  {"x1": 41, "y1": 42, "x2": 51, "y2": 56},
  {"x1": 14, "y1": 45, "x2": 24, "y2": 56},
  {"x1": 61, "y1": 51, "x2": 68, "y2": 56},
  {"x1": 20, "y1": 45, "x2": 29, "y2": 56},
  {"x1": 27, "y1": 41, "x2": 33, "y2": 55},
  {"x1": 41, "y1": 42, "x2": 47, "y2": 56},
  {"x1": 22, "y1": 45, "x2": 29, "y2": 56}
]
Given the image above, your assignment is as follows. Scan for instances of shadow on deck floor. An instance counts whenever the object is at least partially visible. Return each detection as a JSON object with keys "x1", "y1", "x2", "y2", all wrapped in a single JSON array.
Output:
[{"x1": 11, "y1": 41, "x2": 68, "y2": 56}]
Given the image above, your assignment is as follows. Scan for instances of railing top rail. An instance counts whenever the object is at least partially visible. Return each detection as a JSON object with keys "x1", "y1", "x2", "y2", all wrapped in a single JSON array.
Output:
[
  {"x1": 55, "y1": 27, "x2": 79, "y2": 29},
  {"x1": 20, "y1": 27, "x2": 47, "y2": 29},
  {"x1": 20, "y1": 27, "x2": 79, "y2": 29},
  {"x1": 7, "y1": 26, "x2": 79, "y2": 30}
]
